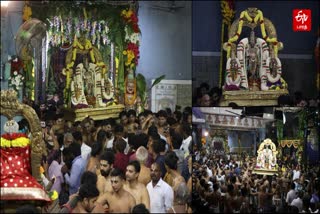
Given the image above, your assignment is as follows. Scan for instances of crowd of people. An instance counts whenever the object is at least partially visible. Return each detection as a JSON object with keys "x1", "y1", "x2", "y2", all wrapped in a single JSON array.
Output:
[
  {"x1": 192, "y1": 144, "x2": 320, "y2": 213},
  {"x1": 12, "y1": 98, "x2": 193, "y2": 213}
]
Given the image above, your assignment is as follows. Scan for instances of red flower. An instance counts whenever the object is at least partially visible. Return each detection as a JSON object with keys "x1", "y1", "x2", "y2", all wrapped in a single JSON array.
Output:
[{"x1": 1, "y1": 133, "x2": 28, "y2": 140}]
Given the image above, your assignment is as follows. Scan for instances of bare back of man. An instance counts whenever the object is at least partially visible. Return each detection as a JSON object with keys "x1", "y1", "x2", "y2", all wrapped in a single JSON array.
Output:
[
  {"x1": 124, "y1": 182, "x2": 150, "y2": 210},
  {"x1": 97, "y1": 174, "x2": 109, "y2": 195},
  {"x1": 100, "y1": 190, "x2": 136, "y2": 213},
  {"x1": 172, "y1": 173, "x2": 186, "y2": 192},
  {"x1": 138, "y1": 165, "x2": 151, "y2": 186}
]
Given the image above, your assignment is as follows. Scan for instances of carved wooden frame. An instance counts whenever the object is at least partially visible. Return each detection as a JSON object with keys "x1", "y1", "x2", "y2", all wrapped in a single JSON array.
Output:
[{"x1": 0, "y1": 89, "x2": 47, "y2": 184}]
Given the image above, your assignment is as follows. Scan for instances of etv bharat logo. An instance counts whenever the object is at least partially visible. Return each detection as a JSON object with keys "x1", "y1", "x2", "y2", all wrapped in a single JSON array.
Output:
[{"x1": 293, "y1": 9, "x2": 311, "y2": 31}]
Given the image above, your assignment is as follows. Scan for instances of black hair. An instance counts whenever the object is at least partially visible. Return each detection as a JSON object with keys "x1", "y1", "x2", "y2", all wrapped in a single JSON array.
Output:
[
  {"x1": 182, "y1": 122, "x2": 192, "y2": 136},
  {"x1": 174, "y1": 110, "x2": 182, "y2": 122},
  {"x1": 91, "y1": 141, "x2": 103, "y2": 157},
  {"x1": 119, "y1": 110, "x2": 127, "y2": 118},
  {"x1": 157, "y1": 110, "x2": 168, "y2": 118},
  {"x1": 127, "y1": 109, "x2": 137, "y2": 117},
  {"x1": 148, "y1": 125, "x2": 158, "y2": 137},
  {"x1": 48, "y1": 150, "x2": 61, "y2": 165},
  {"x1": 137, "y1": 133, "x2": 149, "y2": 149},
  {"x1": 110, "y1": 168, "x2": 125, "y2": 180},
  {"x1": 144, "y1": 110, "x2": 153, "y2": 116},
  {"x1": 132, "y1": 203, "x2": 150, "y2": 213},
  {"x1": 100, "y1": 151, "x2": 115, "y2": 165},
  {"x1": 164, "y1": 151, "x2": 179, "y2": 170},
  {"x1": 151, "y1": 138, "x2": 166, "y2": 154},
  {"x1": 68, "y1": 142, "x2": 81, "y2": 157},
  {"x1": 16, "y1": 204, "x2": 40, "y2": 213},
  {"x1": 78, "y1": 183, "x2": 99, "y2": 201},
  {"x1": 165, "y1": 108, "x2": 172, "y2": 116},
  {"x1": 127, "y1": 160, "x2": 141, "y2": 173},
  {"x1": 138, "y1": 112, "x2": 146, "y2": 118},
  {"x1": 72, "y1": 131, "x2": 83, "y2": 142},
  {"x1": 200, "y1": 82, "x2": 210, "y2": 91},
  {"x1": 171, "y1": 131, "x2": 183, "y2": 150},
  {"x1": 166, "y1": 117, "x2": 177, "y2": 126},
  {"x1": 182, "y1": 109, "x2": 191, "y2": 123},
  {"x1": 128, "y1": 133, "x2": 136, "y2": 147},
  {"x1": 97, "y1": 129, "x2": 107, "y2": 143},
  {"x1": 101, "y1": 119, "x2": 113, "y2": 127},
  {"x1": 81, "y1": 171, "x2": 98, "y2": 185},
  {"x1": 114, "y1": 138, "x2": 127, "y2": 153},
  {"x1": 57, "y1": 133, "x2": 64, "y2": 148},
  {"x1": 114, "y1": 124, "x2": 124, "y2": 133}
]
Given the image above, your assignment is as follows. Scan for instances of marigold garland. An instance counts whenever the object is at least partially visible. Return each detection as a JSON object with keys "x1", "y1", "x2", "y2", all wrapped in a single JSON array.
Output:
[
  {"x1": 63, "y1": 37, "x2": 107, "y2": 103},
  {"x1": 1, "y1": 133, "x2": 27, "y2": 140},
  {"x1": 226, "y1": 9, "x2": 279, "y2": 59},
  {"x1": 0, "y1": 137, "x2": 30, "y2": 148},
  {"x1": 22, "y1": 2, "x2": 32, "y2": 22}
]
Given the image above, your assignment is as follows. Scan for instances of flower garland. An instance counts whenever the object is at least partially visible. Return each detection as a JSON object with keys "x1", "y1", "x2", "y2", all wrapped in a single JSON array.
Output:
[
  {"x1": 22, "y1": 2, "x2": 32, "y2": 22},
  {"x1": 121, "y1": 9, "x2": 140, "y2": 33},
  {"x1": 47, "y1": 16, "x2": 110, "y2": 49},
  {"x1": 123, "y1": 42, "x2": 140, "y2": 69},
  {"x1": 62, "y1": 37, "x2": 107, "y2": 104},
  {"x1": 121, "y1": 9, "x2": 140, "y2": 70},
  {"x1": 8, "y1": 57, "x2": 25, "y2": 94},
  {"x1": 226, "y1": 9, "x2": 279, "y2": 59},
  {"x1": 220, "y1": 0, "x2": 235, "y2": 87},
  {"x1": 0, "y1": 134, "x2": 30, "y2": 147},
  {"x1": 8, "y1": 71, "x2": 25, "y2": 93}
]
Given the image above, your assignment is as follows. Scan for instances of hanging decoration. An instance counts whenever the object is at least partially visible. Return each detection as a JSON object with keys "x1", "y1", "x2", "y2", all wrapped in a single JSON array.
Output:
[
  {"x1": 37, "y1": 4, "x2": 141, "y2": 107},
  {"x1": 121, "y1": 8, "x2": 140, "y2": 107},
  {"x1": 219, "y1": 0, "x2": 235, "y2": 88},
  {"x1": 225, "y1": 9, "x2": 281, "y2": 59},
  {"x1": 22, "y1": 1, "x2": 32, "y2": 22},
  {"x1": 8, "y1": 57, "x2": 24, "y2": 95}
]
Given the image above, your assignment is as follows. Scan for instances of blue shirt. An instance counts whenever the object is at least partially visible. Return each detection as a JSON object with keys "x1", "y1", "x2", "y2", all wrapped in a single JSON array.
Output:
[
  {"x1": 64, "y1": 155, "x2": 86, "y2": 195},
  {"x1": 155, "y1": 155, "x2": 166, "y2": 178}
]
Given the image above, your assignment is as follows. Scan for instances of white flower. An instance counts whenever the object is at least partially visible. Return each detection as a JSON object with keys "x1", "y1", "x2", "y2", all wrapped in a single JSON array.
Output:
[
  {"x1": 13, "y1": 71, "x2": 18, "y2": 75},
  {"x1": 130, "y1": 33, "x2": 140, "y2": 44},
  {"x1": 105, "y1": 26, "x2": 109, "y2": 34}
]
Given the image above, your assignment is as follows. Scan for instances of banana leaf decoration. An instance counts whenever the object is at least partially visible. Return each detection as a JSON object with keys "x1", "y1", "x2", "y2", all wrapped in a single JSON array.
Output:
[{"x1": 136, "y1": 74, "x2": 165, "y2": 108}]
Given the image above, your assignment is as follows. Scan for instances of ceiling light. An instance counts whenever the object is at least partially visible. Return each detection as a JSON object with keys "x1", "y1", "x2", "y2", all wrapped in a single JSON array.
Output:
[{"x1": 1, "y1": 1, "x2": 9, "y2": 7}]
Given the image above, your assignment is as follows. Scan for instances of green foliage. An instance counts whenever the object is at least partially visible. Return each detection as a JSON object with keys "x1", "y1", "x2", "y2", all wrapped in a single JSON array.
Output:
[
  {"x1": 298, "y1": 109, "x2": 307, "y2": 140},
  {"x1": 136, "y1": 73, "x2": 146, "y2": 101},
  {"x1": 151, "y1": 75, "x2": 166, "y2": 89},
  {"x1": 136, "y1": 73, "x2": 165, "y2": 107}
]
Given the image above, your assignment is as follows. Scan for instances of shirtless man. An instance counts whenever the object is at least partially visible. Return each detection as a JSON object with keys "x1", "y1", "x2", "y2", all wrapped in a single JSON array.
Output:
[
  {"x1": 124, "y1": 160, "x2": 150, "y2": 210},
  {"x1": 96, "y1": 168, "x2": 136, "y2": 213},
  {"x1": 164, "y1": 151, "x2": 186, "y2": 192},
  {"x1": 96, "y1": 151, "x2": 115, "y2": 194},
  {"x1": 136, "y1": 146, "x2": 151, "y2": 186},
  {"x1": 72, "y1": 183, "x2": 99, "y2": 213}
]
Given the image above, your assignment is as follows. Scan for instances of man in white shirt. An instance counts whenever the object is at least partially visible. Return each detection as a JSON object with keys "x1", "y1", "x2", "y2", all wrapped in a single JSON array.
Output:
[
  {"x1": 147, "y1": 163, "x2": 174, "y2": 213},
  {"x1": 291, "y1": 191, "x2": 303, "y2": 212},
  {"x1": 73, "y1": 131, "x2": 91, "y2": 162},
  {"x1": 286, "y1": 182, "x2": 297, "y2": 205},
  {"x1": 101, "y1": 119, "x2": 115, "y2": 149},
  {"x1": 292, "y1": 165, "x2": 301, "y2": 182},
  {"x1": 179, "y1": 123, "x2": 192, "y2": 158}
]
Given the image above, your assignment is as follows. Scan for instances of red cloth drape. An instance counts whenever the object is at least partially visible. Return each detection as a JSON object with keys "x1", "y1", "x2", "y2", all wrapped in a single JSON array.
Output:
[{"x1": 0, "y1": 145, "x2": 50, "y2": 201}]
